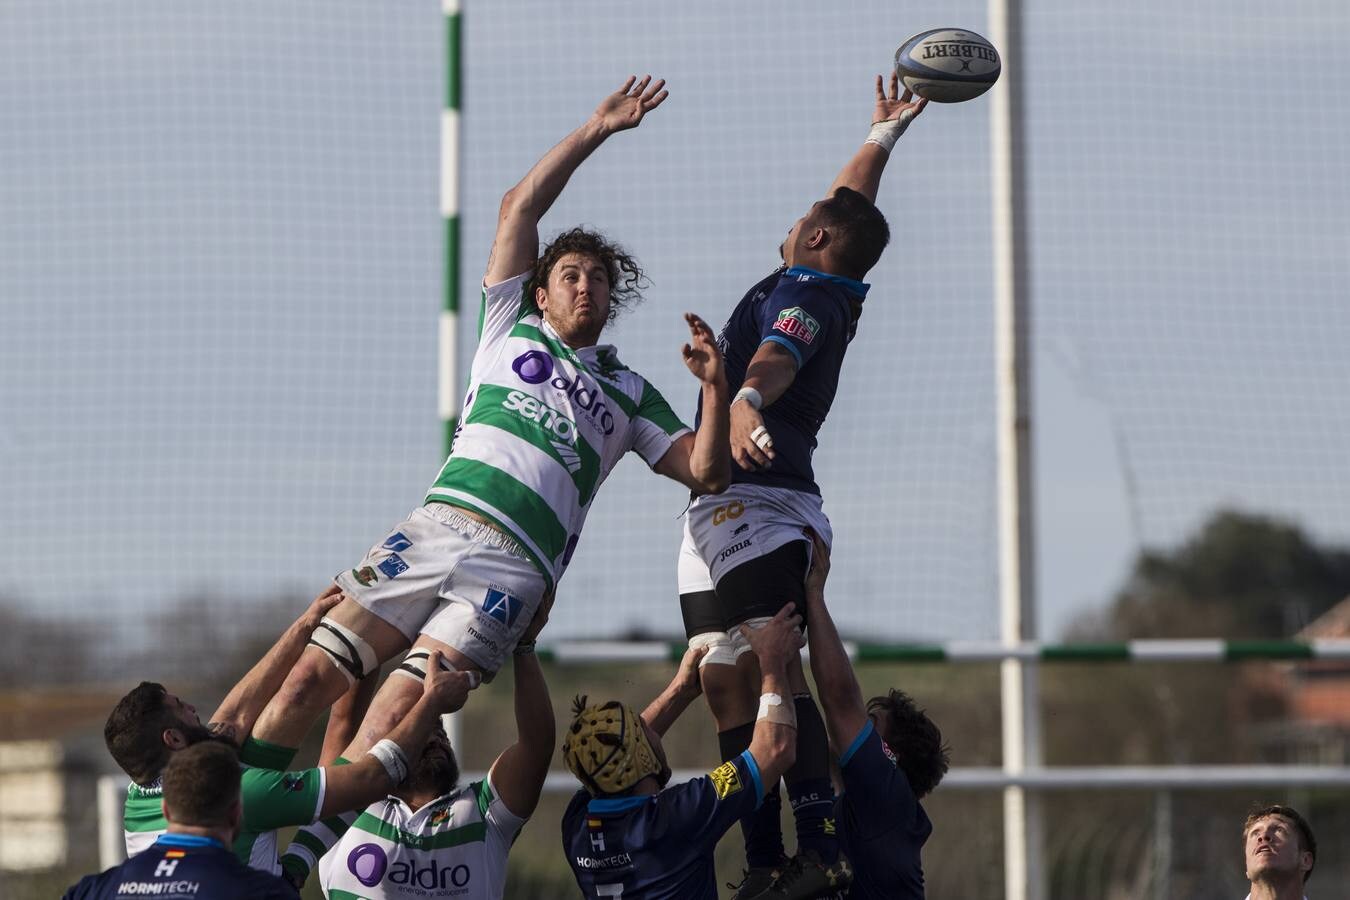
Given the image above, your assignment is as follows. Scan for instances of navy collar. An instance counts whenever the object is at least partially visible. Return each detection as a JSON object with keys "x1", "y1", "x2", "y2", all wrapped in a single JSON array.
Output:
[
  {"x1": 156, "y1": 833, "x2": 226, "y2": 850},
  {"x1": 587, "y1": 795, "x2": 652, "y2": 814},
  {"x1": 784, "y1": 266, "x2": 870, "y2": 298}
]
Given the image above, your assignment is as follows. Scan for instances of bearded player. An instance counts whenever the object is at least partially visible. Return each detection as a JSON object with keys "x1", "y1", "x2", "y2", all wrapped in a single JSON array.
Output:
[
  {"x1": 676, "y1": 74, "x2": 928, "y2": 899},
  {"x1": 250, "y1": 75, "x2": 730, "y2": 769}
]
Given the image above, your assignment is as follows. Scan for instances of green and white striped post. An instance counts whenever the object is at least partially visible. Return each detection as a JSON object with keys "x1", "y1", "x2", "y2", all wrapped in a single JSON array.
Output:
[
  {"x1": 440, "y1": 0, "x2": 462, "y2": 456},
  {"x1": 440, "y1": 0, "x2": 462, "y2": 746}
]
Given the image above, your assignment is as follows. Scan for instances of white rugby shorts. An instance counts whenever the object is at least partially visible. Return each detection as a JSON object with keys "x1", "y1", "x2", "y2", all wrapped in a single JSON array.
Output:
[
  {"x1": 678, "y1": 483, "x2": 833, "y2": 593},
  {"x1": 334, "y1": 503, "x2": 547, "y2": 676}
]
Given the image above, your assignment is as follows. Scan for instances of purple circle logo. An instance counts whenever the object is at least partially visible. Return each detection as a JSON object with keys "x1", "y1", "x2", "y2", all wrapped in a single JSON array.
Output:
[
  {"x1": 347, "y1": 843, "x2": 388, "y2": 887},
  {"x1": 512, "y1": 350, "x2": 554, "y2": 385}
]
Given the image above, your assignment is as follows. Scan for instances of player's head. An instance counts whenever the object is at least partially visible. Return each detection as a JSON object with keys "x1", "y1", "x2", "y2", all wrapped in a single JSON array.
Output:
[
  {"x1": 104, "y1": 681, "x2": 218, "y2": 784},
  {"x1": 780, "y1": 187, "x2": 890, "y2": 280},
  {"x1": 561, "y1": 695, "x2": 671, "y2": 796},
  {"x1": 1244, "y1": 804, "x2": 1316, "y2": 885},
  {"x1": 401, "y1": 723, "x2": 461, "y2": 799},
  {"x1": 534, "y1": 227, "x2": 646, "y2": 346},
  {"x1": 161, "y1": 741, "x2": 243, "y2": 839},
  {"x1": 866, "y1": 689, "x2": 950, "y2": 799}
]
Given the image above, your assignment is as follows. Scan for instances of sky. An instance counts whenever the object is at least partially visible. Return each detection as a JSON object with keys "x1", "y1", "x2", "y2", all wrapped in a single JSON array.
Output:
[{"x1": 2, "y1": 0, "x2": 1349, "y2": 651}]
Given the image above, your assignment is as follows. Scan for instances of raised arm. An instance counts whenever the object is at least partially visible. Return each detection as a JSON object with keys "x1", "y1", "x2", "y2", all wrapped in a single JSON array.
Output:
[
  {"x1": 318, "y1": 671, "x2": 379, "y2": 767},
  {"x1": 728, "y1": 341, "x2": 799, "y2": 471},
  {"x1": 739, "y1": 605, "x2": 806, "y2": 787},
  {"x1": 319, "y1": 651, "x2": 475, "y2": 817},
  {"x1": 640, "y1": 645, "x2": 708, "y2": 737},
  {"x1": 484, "y1": 75, "x2": 669, "y2": 285},
  {"x1": 828, "y1": 73, "x2": 928, "y2": 204},
  {"x1": 800, "y1": 533, "x2": 869, "y2": 755},
  {"x1": 208, "y1": 585, "x2": 343, "y2": 746},
  {"x1": 654, "y1": 313, "x2": 731, "y2": 494},
  {"x1": 485, "y1": 593, "x2": 557, "y2": 819}
]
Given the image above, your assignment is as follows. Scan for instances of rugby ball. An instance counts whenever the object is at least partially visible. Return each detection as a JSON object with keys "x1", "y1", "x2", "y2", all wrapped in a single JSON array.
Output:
[{"x1": 894, "y1": 28, "x2": 1001, "y2": 103}]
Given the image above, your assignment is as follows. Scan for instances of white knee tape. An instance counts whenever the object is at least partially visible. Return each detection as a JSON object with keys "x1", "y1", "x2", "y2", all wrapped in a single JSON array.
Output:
[
  {"x1": 308, "y1": 618, "x2": 379, "y2": 685},
  {"x1": 689, "y1": 631, "x2": 738, "y2": 667}
]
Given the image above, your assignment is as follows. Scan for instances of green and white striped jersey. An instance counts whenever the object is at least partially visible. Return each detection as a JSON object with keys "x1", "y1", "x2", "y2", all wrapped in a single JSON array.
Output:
[
  {"x1": 122, "y1": 740, "x2": 324, "y2": 875},
  {"x1": 311, "y1": 777, "x2": 525, "y2": 900},
  {"x1": 427, "y1": 272, "x2": 691, "y2": 585}
]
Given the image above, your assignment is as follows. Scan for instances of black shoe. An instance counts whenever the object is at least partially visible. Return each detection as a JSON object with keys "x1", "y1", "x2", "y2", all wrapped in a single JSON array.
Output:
[
  {"x1": 728, "y1": 858, "x2": 787, "y2": 900},
  {"x1": 763, "y1": 850, "x2": 854, "y2": 900}
]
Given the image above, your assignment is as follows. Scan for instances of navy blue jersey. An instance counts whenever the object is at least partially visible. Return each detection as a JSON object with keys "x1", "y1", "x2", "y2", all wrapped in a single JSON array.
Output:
[
  {"x1": 699, "y1": 266, "x2": 868, "y2": 495},
  {"x1": 563, "y1": 750, "x2": 765, "y2": 899},
  {"x1": 63, "y1": 834, "x2": 298, "y2": 900},
  {"x1": 835, "y1": 720, "x2": 932, "y2": 899}
]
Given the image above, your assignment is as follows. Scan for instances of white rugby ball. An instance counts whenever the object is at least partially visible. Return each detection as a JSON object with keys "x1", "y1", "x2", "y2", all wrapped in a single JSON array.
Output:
[{"x1": 894, "y1": 28, "x2": 1001, "y2": 103}]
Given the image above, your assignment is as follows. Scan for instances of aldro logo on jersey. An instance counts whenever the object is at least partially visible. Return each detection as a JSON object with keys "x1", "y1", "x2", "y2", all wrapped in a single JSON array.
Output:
[
  {"x1": 773, "y1": 307, "x2": 821, "y2": 345},
  {"x1": 512, "y1": 350, "x2": 616, "y2": 436},
  {"x1": 345, "y1": 842, "x2": 473, "y2": 892}
]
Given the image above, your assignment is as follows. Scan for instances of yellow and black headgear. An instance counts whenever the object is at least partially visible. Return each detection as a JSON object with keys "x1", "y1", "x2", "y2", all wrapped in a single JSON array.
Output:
[{"x1": 562, "y1": 696, "x2": 669, "y2": 796}]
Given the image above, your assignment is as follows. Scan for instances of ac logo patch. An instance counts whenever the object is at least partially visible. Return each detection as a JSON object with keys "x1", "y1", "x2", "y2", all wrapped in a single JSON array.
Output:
[
  {"x1": 377, "y1": 554, "x2": 409, "y2": 580},
  {"x1": 484, "y1": 588, "x2": 524, "y2": 629},
  {"x1": 773, "y1": 307, "x2": 821, "y2": 345},
  {"x1": 708, "y1": 761, "x2": 743, "y2": 800},
  {"x1": 352, "y1": 566, "x2": 378, "y2": 587}
]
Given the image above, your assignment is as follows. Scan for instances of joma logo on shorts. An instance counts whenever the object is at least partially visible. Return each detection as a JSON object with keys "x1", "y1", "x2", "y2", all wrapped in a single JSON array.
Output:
[{"x1": 718, "y1": 539, "x2": 752, "y2": 562}]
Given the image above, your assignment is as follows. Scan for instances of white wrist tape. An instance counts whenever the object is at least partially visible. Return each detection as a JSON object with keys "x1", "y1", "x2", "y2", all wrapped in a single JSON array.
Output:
[
  {"x1": 367, "y1": 739, "x2": 409, "y2": 784},
  {"x1": 757, "y1": 692, "x2": 797, "y2": 728},
  {"x1": 732, "y1": 386, "x2": 763, "y2": 411},
  {"x1": 864, "y1": 111, "x2": 916, "y2": 154}
]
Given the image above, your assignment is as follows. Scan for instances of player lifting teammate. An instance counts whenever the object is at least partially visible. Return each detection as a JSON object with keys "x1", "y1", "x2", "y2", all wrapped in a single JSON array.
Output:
[
  {"x1": 676, "y1": 74, "x2": 928, "y2": 899},
  {"x1": 248, "y1": 76, "x2": 731, "y2": 770}
]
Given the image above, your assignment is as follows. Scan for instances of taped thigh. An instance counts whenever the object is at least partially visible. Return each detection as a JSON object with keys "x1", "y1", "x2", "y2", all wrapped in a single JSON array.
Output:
[{"x1": 308, "y1": 618, "x2": 379, "y2": 686}]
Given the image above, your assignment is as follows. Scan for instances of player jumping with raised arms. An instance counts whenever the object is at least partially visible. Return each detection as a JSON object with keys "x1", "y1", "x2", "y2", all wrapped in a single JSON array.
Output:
[
  {"x1": 676, "y1": 74, "x2": 927, "y2": 899},
  {"x1": 250, "y1": 75, "x2": 730, "y2": 766}
]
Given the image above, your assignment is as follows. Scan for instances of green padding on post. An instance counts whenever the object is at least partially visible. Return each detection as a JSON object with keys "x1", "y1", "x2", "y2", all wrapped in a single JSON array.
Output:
[
  {"x1": 1225, "y1": 641, "x2": 1314, "y2": 661},
  {"x1": 856, "y1": 644, "x2": 947, "y2": 662},
  {"x1": 1042, "y1": 644, "x2": 1131, "y2": 662}
]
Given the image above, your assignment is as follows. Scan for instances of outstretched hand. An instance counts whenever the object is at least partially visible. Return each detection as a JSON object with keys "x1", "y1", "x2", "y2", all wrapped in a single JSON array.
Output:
[
  {"x1": 804, "y1": 528, "x2": 832, "y2": 596},
  {"x1": 874, "y1": 72, "x2": 928, "y2": 127},
  {"x1": 594, "y1": 75, "x2": 668, "y2": 134},
  {"x1": 681, "y1": 313, "x2": 726, "y2": 388}
]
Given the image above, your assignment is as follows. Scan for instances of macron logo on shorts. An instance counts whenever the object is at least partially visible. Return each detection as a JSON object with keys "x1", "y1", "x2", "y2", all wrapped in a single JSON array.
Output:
[
  {"x1": 484, "y1": 588, "x2": 523, "y2": 628},
  {"x1": 382, "y1": 532, "x2": 413, "y2": 552}
]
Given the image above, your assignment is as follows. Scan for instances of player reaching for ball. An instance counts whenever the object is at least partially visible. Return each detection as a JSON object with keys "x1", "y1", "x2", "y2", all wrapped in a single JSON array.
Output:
[
  {"x1": 675, "y1": 73, "x2": 927, "y2": 900},
  {"x1": 248, "y1": 75, "x2": 731, "y2": 768}
]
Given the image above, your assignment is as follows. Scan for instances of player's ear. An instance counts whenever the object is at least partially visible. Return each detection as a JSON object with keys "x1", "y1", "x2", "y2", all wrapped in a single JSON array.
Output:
[
  {"x1": 162, "y1": 727, "x2": 188, "y2": 751},
  {"x1": 535, "y1": 283, "x2": 548, "y2": 313},
  {"x1": 805, "y1": 226, "x2": 828, "y2": 250}
]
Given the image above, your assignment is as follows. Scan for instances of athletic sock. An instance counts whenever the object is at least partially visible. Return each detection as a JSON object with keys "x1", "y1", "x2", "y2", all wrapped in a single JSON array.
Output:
[
  {"x1": 720, "y1": 722, "x2": 785, "y2": 868},
  {"x1": 785, "y1": 693, "x2": 839, "y2": 864}
]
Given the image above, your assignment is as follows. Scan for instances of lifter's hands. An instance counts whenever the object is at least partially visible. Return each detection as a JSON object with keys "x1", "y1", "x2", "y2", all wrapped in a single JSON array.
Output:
[
  {"x1": 804, "y1": 529, "x2": 832, "y2": 597},
  {"x1": 422, "y1": 650, "x2": 477, "y2": 715},
  {"x1": 740, "y1": 604, "x2": 806, "y2": 670},
  {"x1": 594, "y1": 75, "x2": 668, "y2": 134},
  {"x1": 299, "y1": 583, "x2": 344, "y2": 631},
  {"x1": 874, "y1": 72, "x2": 928, "y2": 128},
  {"x1": 681, "y1": 313, "x2": 726, "y2": 389}
]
